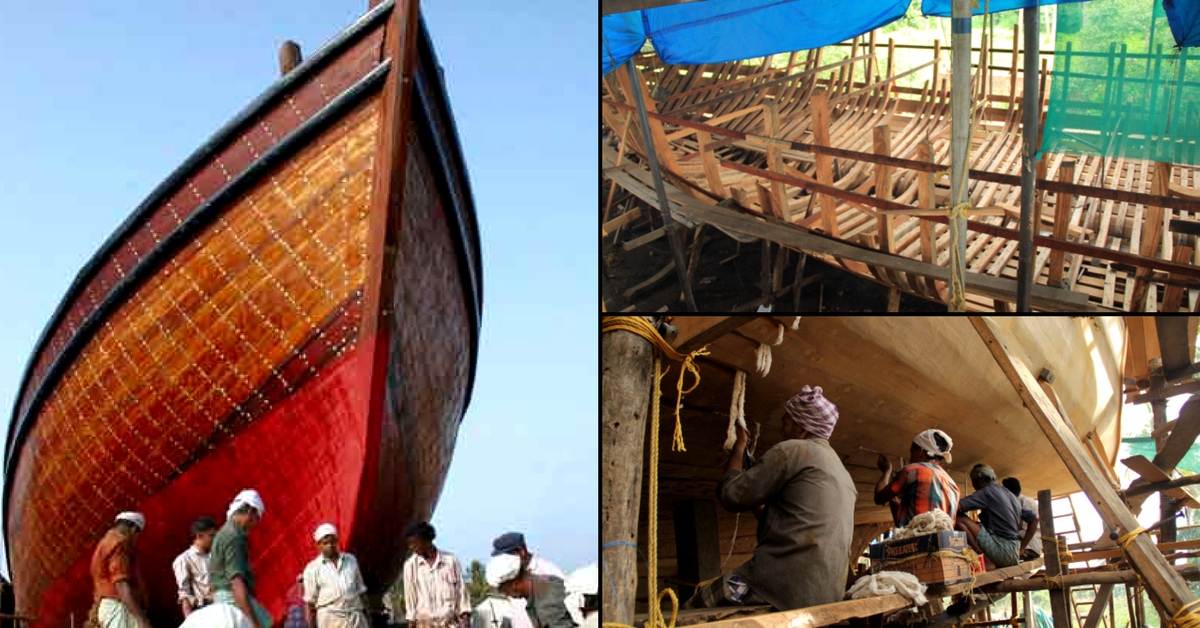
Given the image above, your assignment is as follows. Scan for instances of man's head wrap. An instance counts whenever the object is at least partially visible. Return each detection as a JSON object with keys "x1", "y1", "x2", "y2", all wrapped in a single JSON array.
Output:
[
  {"x1": 913, "y1": 429, "x2": 954, "y2": 464},
  {"x1": 783, "y1": 385, "x2": 838, "y2": 440},
  {"x1": 227, "y1": 489, "x2": 265, "y2": 520}
]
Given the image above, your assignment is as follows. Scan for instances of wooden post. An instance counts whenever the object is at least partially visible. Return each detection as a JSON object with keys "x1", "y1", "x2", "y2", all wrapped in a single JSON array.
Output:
[
  {"x1": 810, "y1": 90, "x2": 838, "y2": 237},
  {"x1": 279, "y1": 40, "x2": 303, "y2": 76},
  {"x1": 917, "y1": 140, "x2": 939, "y2": 297},
  {"x1": 873, "y1": 125, "x2": 895, "y2": 256},
  {"x1": 1048, "y1": 159, "x2": 1076, "y2": 287},
  {"x1": 601, "y1": 326, "x2": 655, "y2": 623},
  {"x1": 1082, "y1": 584, "x2": 1115, "y2": 628},
  {"x1": 1148, "y1": 357, "x2": 1179, "y2": 545},
  {"x1": 1038, "y1": 489, "x2": 1073, "y2": 628},
  {"x1": 1162, "y1": 234, "x2": 1194, "y2": 312},
  {"x1": 948, "y1": 0, "x2": 972, "y2": 312},
  {"x1": 674, "y1": 500, "x2": 721, "y2": 601},
  {"x1": 972, "y1": 317, "x2": 1200, "y2": 615},
  {"x1": 1016, "y1": 4, "x2": 1039, "y2": 313},
  {"x1": 1131, "y1": 161, "x2": 1172, "y2": 311},
  {"x1": 696, "y1": 130, "x2": 727, "y2": 198},
  {"x1": 763, "y1": 101, "x2": 790, "y2": 221}
]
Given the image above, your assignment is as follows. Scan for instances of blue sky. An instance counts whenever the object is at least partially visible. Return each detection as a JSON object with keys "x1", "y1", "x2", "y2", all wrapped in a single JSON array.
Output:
[{"x1": 0, "y1": 0, "x2": 597, "y2": 578}]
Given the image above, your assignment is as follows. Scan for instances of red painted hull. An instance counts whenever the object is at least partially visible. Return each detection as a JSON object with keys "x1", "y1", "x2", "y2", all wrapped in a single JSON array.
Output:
[{"x1": 4, "y1": 2, "x2": 481, "y2": 625}]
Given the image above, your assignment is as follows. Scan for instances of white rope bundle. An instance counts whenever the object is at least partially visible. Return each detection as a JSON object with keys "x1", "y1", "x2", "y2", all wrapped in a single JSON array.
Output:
[
  {"x1": 773, "y1": 323, "x2": 785, "y2": 346},
  {"x1": 754, "y1": 343, "x2": 772, "y2": 376},
  {"x1": 724, "y1": 370, "x2": 748, "y2": 451},
  {"x1": 792, "y1": 316, "x2": 801, "y2": 330},
  {"x1": 846, "y1": 571, "x2": 927, "y2": 605},
  {"x1": 891, "y1": 510, "x2": 955, "y2": 540}
]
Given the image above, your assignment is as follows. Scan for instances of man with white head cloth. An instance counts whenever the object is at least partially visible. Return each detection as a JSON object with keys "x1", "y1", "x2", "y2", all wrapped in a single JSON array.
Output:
[
  {"x1": 180, "y1": 489, "x2": 271, "y2": 628},
  {"x1": 682, "y1": 385, "x2": 856, "y2": 612},
  {"x1": 303, "y1": 523, "x2": 368, "y2": 628},
  {"x1": 90, "y1": 511, "x2": 151, "y2": 628},
  {"x1": 485, "y1": 555, "x2": 576, "y2": 628},
  {"x1": 563, "y1": 564, "x2": 597, "y2": 628},
  {"x1": 874, "y1": 429, "x2": 961, "y2": 528}
]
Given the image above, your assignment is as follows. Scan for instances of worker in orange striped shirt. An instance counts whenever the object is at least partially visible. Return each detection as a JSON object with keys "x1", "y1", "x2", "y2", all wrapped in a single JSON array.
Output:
[{"x1": 873, "y1": 429, "x2": 961, "y2": 528}]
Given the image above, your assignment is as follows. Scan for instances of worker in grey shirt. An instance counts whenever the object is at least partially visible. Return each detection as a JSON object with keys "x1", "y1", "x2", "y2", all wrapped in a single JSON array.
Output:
[
  {"x1": 956, "y1": 465, "x2": 1038, "y2": 568},
  {"x1": 682, "y1": 385, "x2": 857, "y2": 612},
  {"x1": 1001, "y1": 477, "x2": 1043, "y2": 561}
]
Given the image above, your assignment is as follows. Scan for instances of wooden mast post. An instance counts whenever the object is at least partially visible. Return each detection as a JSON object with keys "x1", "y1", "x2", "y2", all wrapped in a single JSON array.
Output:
[
  {"x1": 278, "y1": 40, "x2": 303, "y2": 75},
  {"x1": 971, "y1": 317, "x2": 1199, "y2": 615},
  {"x1": 601, "y1": 322, "x2": 656, "y2": 623}
]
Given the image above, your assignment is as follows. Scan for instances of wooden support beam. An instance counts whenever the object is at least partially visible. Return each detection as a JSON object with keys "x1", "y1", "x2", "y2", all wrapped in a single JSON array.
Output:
[
  {"x1": 1048, "y1": 159, "x2": 1076, "y2": 287},
  {"x1": 623, "y1": 227, "x2": 666, "y2": 251},
  {"x1": 604, "y1": 206, "x2": 642, "y2": 236},
  {"x1": 810, "y1": 90, "x2": 838, "y2": 237},
  {"x1": 696, "y1": 130, "x2": 727, "y2": 198},
  {"x1": 972, "y1": 318, "x2": 1199, "y2": 614},
  {"x1": 1126, "y1": 378, "x2": 1200, "y2": 404},
  {"x1": 1038, "y1": 489, "x2": 1074, "y2": 628},
  {"x1": 1153, "y1": 393, "x2": 1200, "y2": 477},
  {"x1": 985, "y1": 565, "x2": 1200, "y2": 593},
  {"x1": 1162, "y1": 235, "x2": 1193, "y2": 312},
  {"x1": 623, "y1": 261, "x2": 676, "y2": 301},
  {"x1": 1071, "y1": 538, "x2": 1200, "y2": 563},
  {"x1": 1082, "y1": 584, "x2": 1115, "y2": 628},
  {"x1": 601, "y1": 325, "x2": 655, "y2": 623},
  {"x1": 671, "y1": 317, "x2": 753, "y2": 354}
]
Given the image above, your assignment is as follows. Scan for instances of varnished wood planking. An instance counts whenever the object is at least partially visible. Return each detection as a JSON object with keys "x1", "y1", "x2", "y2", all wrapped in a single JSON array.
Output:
[
  {"x1": 17, "y1": 25, "x2": 387, "y2": 419},
  {"x1": 9, "y1": 95, "x2": 381, "y2": 596}
]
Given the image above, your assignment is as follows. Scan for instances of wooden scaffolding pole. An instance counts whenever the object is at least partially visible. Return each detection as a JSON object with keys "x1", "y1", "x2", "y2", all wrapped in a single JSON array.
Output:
[
  {"x1": 971, "y1": 317, "x2": 1199, "y2": 615},
  {"x1": 1037, "y1": 489, "x2": 1073, "y2": 627},
  {"x1": 601, "y1": 322, "x2": 656, "y2": 623},
  {"x1": 948, "y1": 0, "x2": 972, "y2": 311}
]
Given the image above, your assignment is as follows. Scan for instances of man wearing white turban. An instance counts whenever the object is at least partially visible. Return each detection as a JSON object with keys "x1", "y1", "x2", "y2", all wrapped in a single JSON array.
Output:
[
  {"x1": 303, "y1": 523, "x2": 369, "y2": 628},
  {"x1": 683, "y1": 386, "x2": 856, "y2": 613},
  {"x1": 89, "y1": 512, "x2": 151, "y2": 628},
  {"x1": 484, "y1": 555, "x2": 576, "y2": 628},
  {"x1": 873, "y1": 429, "x2": 960, "y2": 528},
  {"x1": 180, "y1": 489, "x2": 270, "y2": 628}
]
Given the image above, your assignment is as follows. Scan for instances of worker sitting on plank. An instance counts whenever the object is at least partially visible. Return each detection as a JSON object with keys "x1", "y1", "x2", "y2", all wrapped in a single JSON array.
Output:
[
  {"x1": 682, "y1": 385, "x2": 856, "y2": 612},
  {"x1": 1001, "y1": 477, "x2": 1044, "y2": 561},
  {"x1": 873, "y1": 429, "x2": 961, "y2": 528},
  {"x1": 956, "y1": 464, "x2": 1039, "y2": 568},
  {"x1": 90, "y1": 511, "x2": 153, "y2": 628}
]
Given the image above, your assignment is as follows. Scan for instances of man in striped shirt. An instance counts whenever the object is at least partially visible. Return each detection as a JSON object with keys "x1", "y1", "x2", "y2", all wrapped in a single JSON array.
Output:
[
  {"x1": 403, "y1": 522, "x2": 471, "y2": 628},
  {"x1": 173, "y1": 516, "x2": 218, "y2": 617},
  {"x1": 873, "y1": 429, "x2": 961, "y2": 528}
]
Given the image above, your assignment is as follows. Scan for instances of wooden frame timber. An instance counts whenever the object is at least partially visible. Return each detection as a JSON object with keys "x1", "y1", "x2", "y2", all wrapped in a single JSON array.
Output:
[{"x1": 602, "y1": 33, "x2": 1200, "y2": 311}]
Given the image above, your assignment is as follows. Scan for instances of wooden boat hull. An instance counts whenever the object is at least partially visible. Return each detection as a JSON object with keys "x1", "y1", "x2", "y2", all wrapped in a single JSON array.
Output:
[
  {"x1": 632, "y1": 316, "x2": 1123, "y2": 604},
  {"x1": 3, "y1": 2, "x2": 481, "y2": 625}
]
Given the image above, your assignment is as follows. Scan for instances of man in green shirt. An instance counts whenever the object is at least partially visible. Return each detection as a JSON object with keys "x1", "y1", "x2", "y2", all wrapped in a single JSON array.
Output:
[{"x1": 180, "y1": 489, "x2": 271, "y2": 628}]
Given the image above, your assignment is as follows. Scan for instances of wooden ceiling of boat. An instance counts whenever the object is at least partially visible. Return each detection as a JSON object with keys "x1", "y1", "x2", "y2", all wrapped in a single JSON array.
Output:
[{"x1": 633, "y1": 316, "x2": 1124, "y2": 601}]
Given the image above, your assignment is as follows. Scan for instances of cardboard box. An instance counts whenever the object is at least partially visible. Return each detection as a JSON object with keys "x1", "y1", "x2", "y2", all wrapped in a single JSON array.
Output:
[{"x1": 868, "y1": 531, "x2": 974, "y2": 586}]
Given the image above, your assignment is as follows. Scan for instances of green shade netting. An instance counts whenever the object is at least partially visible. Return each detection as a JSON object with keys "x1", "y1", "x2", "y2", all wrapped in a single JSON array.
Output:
[
  {"x1": 1121, "y1": 436, "x2": 1200, "y2": 475},
  {"x1": 1041, "y1": 0, "x2": 1200, "y2": 165}
]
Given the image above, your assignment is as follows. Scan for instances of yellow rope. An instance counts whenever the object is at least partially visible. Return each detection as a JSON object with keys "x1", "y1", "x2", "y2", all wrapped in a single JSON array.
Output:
[
  {"x1": 1043, "y1": 573, "x2": 1066, "y2": 590},
  {"x1": 602, "y1": 316, "x2": 708, "y2": 452},
  {"x1": 1173, "y1": 599, "x2": 1200, "y2": 628},
  {"x1": 1116, "y1": 526, "x2": 1145, "y2": 550}
]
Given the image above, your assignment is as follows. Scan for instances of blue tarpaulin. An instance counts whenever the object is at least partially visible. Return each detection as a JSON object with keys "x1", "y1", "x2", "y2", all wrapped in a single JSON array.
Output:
[
  {"x1": 921, "y1": 0, "x2": 1089, "y2": 17},
  {"x1": 602, "y1": 12, "x2": 648, "y2": 76},
  {"x1": 601, "y1": 0, "x2": 909, "y2": 76},
  {"x1": 1164, "y1": 0, "x2": 1200, "y2": 46}
]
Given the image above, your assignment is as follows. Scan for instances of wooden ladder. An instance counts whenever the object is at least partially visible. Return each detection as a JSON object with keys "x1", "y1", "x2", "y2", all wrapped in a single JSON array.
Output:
[{"x1": 1050, "y1": 496, "x2": 1115, "y2": 628}]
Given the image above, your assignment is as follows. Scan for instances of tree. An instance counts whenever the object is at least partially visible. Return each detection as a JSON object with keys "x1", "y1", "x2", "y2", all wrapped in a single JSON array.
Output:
[{"x1": 466, "y1": 559, "x2": 492, "y2": 606}]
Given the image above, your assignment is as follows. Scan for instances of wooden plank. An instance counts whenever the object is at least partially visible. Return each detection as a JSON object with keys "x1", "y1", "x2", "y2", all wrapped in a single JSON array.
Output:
[
  {"x1": 603, "y1": 207, "x2": 642, "y2": 235},
  {"x1": 1125, "y1": 377, "x2": 1200, "y2": 404},
  {"x1": 1081, "y1": 583, "x2": 1114, "y2": 628},
  {"x1": 601, "y1": 326, "x2": 655, "y2": 623},
  {"x1": 971, "y1": 317, "x2": 1199, "y2": 614},
  {"x1": 1071, "y1": 539, "x2": 1200, "y2": 563},
  {"x1": 1152, "y1": 395, "x2": 1200, "y2": 476},
  {"x1": 624, "y1": 227, "x2": 666, "y2": 251},
  {"x1": 1038, "y1": 489, "x2": 1074, "y2": 628},
  {"x1": 1163, "y1": 236, "x2": 1194, "y2": 312},
  {"x1": 1123, "y1": 455, "x2": 1200, "y2": 508},
  {"x1": 810, "y1": 90, "x2": 838, "y2": 237},
  {"x1": 1049, "y1": 160, "x2": 1076, "y2": 287},
  {"x1": 671, "y1": 317, "x2": 754, "y2": 354}
]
